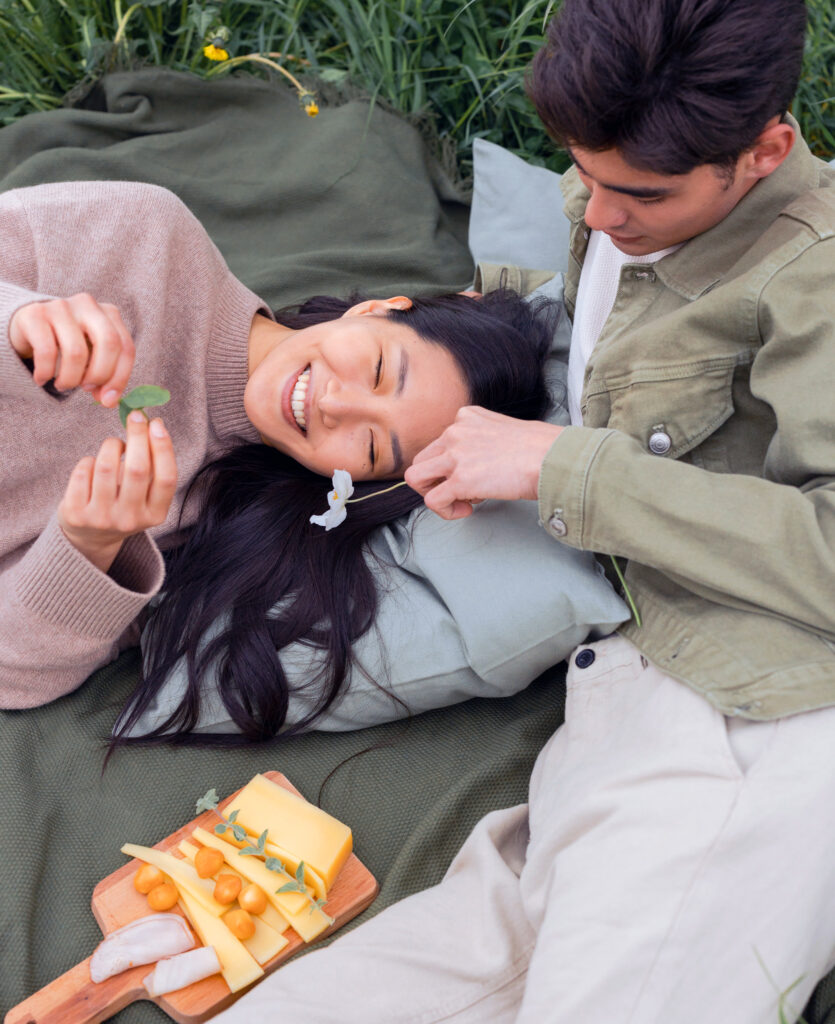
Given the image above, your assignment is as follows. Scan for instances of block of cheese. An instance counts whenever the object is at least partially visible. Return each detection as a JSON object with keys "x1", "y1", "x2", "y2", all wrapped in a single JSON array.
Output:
[
  {"x1": 178, "y1": 893, "x2": 263, "y2": 993},
  {"x1": 223, "y1": 773, "x2": 352, "y2": 890},
  {"x1": 191, "y1": 828, "x2": 333, "y2": 943},
  {"x1": 121, "y1": 844, "x2": 226, "y2": 918}
]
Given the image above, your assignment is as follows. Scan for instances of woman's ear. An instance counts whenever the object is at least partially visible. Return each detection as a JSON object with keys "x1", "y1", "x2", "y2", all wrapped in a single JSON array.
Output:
[{"x1": 343, "y1": 296, "x2": 414, "y2": 317}]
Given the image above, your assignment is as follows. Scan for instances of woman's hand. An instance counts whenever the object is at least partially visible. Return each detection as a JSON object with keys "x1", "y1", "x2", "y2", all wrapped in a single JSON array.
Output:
[
  {"x1": 57, "y1": 412, "x2": 178, "y2": 574},
  {"x1": 405, "y1": 406, "x2": 563, "y2": 520},
  {"x1": 9, "y1": 292, "x2": 136, "y2": 407}
]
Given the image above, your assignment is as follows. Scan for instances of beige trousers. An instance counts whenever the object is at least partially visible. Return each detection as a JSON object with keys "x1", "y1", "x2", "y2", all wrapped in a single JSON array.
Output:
[{"x1": 215, "y1": 636, "x2": 835, "y2": 1024}]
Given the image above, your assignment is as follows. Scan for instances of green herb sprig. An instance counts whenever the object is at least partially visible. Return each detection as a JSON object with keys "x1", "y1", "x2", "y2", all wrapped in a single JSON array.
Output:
[{"x1": 117, "y1": 384, "x2": 171, "y2": 428}]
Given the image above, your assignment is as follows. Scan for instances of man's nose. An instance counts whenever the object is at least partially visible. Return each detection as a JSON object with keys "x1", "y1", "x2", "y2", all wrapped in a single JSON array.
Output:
[{"x1": 583, "y1": 188, "x2": 629, "y2": 232}]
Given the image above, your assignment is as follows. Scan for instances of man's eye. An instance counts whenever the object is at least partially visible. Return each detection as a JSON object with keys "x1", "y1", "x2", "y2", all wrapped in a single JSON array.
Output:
[
  {"x1": 374, "y1": 353, "x2": 383, "y2": 388},
  {"x1": 637, "y1": 195, "x2": 666, "y2": 206},
  {"x1": 369, "y1": 431, "x2": 376, "y2": 470}
]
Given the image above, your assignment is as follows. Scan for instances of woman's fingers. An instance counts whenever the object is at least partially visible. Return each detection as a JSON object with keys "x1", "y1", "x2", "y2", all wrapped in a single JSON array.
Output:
[
  {"x1": 8, "y1": 294, "x2": 136, "y2": 404},
  {"x1": 117, "y1": 413, "x2": 153, "y2": 514},
  {"x1": 85, "y1": 302, "x2": 136, "y2": 407},
  {"x1": 146, "y1": 418, "x2": 178, "y2": 522},
  {"x1": 89, "y1": 436, "x2": 124, "y2": 515}
]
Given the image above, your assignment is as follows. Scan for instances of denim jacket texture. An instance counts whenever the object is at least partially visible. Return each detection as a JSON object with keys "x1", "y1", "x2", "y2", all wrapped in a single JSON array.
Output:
[{"x1": 485, "y1": 124, "x2": 835, "y2": 719}]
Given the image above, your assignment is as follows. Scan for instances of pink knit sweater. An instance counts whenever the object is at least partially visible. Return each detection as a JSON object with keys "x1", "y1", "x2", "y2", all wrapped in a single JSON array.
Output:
[{"x1": 0, "y1": 180, "x2": 271, "y2": 709}]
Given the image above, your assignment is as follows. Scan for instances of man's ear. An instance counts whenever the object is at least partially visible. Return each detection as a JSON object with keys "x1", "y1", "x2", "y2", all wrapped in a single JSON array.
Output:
[
  {"x1": 343, "y1": 296, "x2": 414, "y2": 317},
  {"x1": 742, "y1": 119, "x2": 796, "y2": 182}
]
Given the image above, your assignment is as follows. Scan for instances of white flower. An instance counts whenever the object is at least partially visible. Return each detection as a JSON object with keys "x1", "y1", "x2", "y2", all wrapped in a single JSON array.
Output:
[{"x1": 310, "y1": 469, "x2": 355, "y2": 530}]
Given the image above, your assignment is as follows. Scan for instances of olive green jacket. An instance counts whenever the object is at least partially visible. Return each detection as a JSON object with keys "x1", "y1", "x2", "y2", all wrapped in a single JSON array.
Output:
[{"x1": 491, "y1": 127, "x2": 835, "y2": 719}]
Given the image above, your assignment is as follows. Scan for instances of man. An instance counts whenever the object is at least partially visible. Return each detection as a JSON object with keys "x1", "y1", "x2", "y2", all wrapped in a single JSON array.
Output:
[{"x1": 216, "y1": 1, "x2": 835, "y2": 1020}]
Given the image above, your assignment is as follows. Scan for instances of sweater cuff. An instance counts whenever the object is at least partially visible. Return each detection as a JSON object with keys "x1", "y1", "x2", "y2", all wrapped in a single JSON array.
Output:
[
  {"x1": 0, "y1": 283, "x2": 57, "y2": 397},
  {"x1": 537, "y1": 425, "x2": 618, "y2": 548},
  {"x1": 12, "y1": 516, "x2": 165, "y2": 638}
]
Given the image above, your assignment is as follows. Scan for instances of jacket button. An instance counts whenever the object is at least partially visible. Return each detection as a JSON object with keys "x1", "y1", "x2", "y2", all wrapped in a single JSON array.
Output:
[
  {"x1": 548, "y1": 514, "x2": 568, "y2": 537},
  {"x1": 575, "y1": 648, "x2": 596, "y2": 669},
  {"x1": 648, "y1": 430, "x2": 672, "y2": 455}
]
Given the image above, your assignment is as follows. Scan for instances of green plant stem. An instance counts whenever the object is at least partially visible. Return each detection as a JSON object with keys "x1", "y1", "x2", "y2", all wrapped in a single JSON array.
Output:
[
  {"x1": 346, "y1": 480, "x2": 410, "y2": 503},
  {"x1": 610, "y1": 555, "x2": 642, "y2": 627}
]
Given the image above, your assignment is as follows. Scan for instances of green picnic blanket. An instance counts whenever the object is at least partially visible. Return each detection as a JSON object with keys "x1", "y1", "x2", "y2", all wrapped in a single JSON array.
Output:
[{"x1": 0, "y1": 68, "x2": 832, "y2": 1024}]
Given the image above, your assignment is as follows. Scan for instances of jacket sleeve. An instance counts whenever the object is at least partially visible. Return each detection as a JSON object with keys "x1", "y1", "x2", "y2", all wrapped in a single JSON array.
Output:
[{"x1": 537, "y1": 237, "x2": 835, "y2": 639}]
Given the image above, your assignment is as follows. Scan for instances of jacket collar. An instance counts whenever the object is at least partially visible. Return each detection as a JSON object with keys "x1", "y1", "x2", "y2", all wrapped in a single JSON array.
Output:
[{"x1": 560, "y1": 116, "x2": 827, "y2": 300}]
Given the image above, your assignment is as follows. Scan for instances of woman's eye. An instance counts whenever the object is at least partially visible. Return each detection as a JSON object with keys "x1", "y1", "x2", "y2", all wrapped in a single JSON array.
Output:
[
  {"x1": 369, "y1": 431, "x2": 376, "y2": 470},
  {"x1": 374, "y1": 353, "x2": 383, "y2": 388}
]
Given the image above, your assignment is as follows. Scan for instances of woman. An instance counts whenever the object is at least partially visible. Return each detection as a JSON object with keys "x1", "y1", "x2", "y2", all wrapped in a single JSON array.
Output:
[{"x1": 0, "y1": 179, "x2": 557, "y2": 736}]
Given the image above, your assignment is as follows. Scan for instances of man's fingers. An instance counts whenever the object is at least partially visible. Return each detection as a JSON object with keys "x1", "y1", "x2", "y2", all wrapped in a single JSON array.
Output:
[{"x1": 147, "y1": 418, "x2": 178, "y2": 522}]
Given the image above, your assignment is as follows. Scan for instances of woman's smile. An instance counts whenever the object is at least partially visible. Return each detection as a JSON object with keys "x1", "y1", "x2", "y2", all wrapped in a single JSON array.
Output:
[{"x1": 245, "y1": 299, "x2": 470, "y2": 481}]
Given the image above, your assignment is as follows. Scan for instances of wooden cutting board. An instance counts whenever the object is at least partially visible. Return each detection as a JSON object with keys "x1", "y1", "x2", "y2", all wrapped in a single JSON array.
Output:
[{"x1": 5, "y1": 771, "x2": 378, "y2": 1024}]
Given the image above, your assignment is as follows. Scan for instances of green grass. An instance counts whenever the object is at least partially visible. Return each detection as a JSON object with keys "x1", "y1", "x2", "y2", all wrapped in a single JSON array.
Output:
[{"x1": 1, "y1": 0, "x2": 834, "y2": 180}]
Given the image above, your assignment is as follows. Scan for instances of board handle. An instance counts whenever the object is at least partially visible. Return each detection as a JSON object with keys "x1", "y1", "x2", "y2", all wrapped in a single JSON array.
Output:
[{"x1": 4, "y1": 956, "x2": 147, "y2": 1024}]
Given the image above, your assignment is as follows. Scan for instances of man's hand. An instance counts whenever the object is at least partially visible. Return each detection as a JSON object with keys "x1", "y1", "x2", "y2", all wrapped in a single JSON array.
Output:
[
  {"x1": 57, "y1": 412, "x2": 178, "y2": 574},
  {"x1": 9, "y1": 292, "x2": 136, "y2": 407},
  {"x1": 405, "y1": 406, "x2": 563, "y2": 520}
]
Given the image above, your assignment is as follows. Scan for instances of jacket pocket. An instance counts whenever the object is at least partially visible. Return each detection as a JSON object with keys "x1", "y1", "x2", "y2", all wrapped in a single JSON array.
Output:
[{"x1": 583, "y1": 356, "x2": 749, "y2": 461}]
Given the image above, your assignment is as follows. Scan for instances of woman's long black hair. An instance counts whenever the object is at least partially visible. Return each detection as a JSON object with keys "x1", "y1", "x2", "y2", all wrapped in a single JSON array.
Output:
[{"x1": 113, "y1": 289, "x2": 560, "y2": 746}]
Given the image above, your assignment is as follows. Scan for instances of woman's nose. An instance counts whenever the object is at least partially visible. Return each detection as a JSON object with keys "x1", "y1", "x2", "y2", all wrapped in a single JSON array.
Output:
[
  {"x1": 318, "y1": 379, "x2": 372, "y2": 429},
  {"x1": 583, "y1": 188, "x2": 629, "y2": 232}
]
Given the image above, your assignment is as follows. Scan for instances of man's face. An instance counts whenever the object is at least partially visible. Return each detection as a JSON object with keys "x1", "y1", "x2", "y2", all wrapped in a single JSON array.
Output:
[{"x1": 568, "y1": 145, "x2": 756, "y2": 256}]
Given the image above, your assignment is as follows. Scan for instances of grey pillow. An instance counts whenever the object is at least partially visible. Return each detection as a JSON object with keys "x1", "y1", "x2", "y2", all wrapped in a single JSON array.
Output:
[{"x1": 468, "y1": 138, "x2": 571, "y2": 275}]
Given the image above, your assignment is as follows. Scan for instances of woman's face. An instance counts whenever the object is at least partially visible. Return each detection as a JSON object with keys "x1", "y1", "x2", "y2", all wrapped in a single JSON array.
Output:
[{"x1": 245, "y1": 299, "x2": 470, "y2": 480}]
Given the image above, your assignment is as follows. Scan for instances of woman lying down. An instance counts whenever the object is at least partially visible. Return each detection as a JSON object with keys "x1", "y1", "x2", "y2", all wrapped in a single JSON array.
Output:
[{"x1": 0, "y1": 180, "x2": 558, "y2": 741}]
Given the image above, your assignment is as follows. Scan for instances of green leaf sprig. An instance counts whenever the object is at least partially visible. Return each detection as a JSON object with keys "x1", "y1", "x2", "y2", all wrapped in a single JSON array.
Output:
[{"x1": 117, "y1": 384, "x2": 171, "y2": 428}]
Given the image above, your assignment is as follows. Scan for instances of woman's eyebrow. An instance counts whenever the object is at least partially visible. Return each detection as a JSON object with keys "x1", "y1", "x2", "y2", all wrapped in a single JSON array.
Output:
[{"x1": 395, "y1": 349, "x2": 409, "y2": 397}]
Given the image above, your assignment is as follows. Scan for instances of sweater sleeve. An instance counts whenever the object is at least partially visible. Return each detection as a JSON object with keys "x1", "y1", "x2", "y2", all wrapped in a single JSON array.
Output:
[
  {"x1": 0, "y1": 186, "x2": 171, "y2": 708},
  {"x1": 0, "y1": 191, "x2": 59, "y2": 394},
  {"x1": 0, "y1": 514, "x2": 165, "y2": 708},
  {"x1": 536, "y1": 239, "x2": 835, "y2": 640}
]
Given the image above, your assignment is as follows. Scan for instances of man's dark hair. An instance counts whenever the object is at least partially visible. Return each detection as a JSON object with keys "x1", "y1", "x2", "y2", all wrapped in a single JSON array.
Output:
[{"x1": 527, "y1": 0, "x2": 808, "y2": 175}]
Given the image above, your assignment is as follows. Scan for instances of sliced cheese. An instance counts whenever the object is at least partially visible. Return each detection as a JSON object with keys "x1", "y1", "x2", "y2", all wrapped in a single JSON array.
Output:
[
  {"x1": 213, "y1": 831, "x2": 328, "y2": 901},
  {"x1": 223, "y1": 773, "x2": 352, "y2": 890},
  {"x1": 121, "y1": 844, "x2": 226, "y2": 918},
  {"x1": 191, "y1": 828, "x2": 333, "y2": 941},
  {"x1": 242, "y1": 911, "x2": 289, "y2": 964},
  {"x1": 177, "y1": 894, "x2": 262, "y2": 993},
  {"x1": 192, "y1": 828, "x2": 308, "y2": 915},
  {"x1": 178, "y1": 839, "x2": 292, "y2": 957}
]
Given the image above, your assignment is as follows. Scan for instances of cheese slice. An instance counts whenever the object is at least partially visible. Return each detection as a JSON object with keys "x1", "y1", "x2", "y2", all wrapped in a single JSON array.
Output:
[
  {"x1": 212, "y1": 831, "x2": 328, "y2": 901},
  {"x1": 191, "y1": 828, "x2": 333, "y2": 942},
  {"x1": 192, "y1": 828, "x2": 308, "y2": 915},
  {"x1": 242, "y1": 911, "x2": 289, "y2": 965},
  {"x1": 223, "y1": 774, "x2": 352, "y2": 890},
  {"x1": 177, "y1": 840, "x2": 290, "y2": 963},
  {"x1": 121, "y1": 844, "x2": 226, "y2": 918},
  {"x1": 178, "y1": 894, "x2": 263, "y2": 993}
]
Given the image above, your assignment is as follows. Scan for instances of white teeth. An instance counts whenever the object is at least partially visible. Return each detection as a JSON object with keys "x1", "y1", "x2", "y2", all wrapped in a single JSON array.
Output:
[{"x1": 291, "y1": 368, "x2": 310, "y2": 430}]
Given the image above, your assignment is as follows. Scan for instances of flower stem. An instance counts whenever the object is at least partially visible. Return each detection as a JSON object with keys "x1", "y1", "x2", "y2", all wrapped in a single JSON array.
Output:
[
  {"x1": 610, "y1": 555, "x2": 642, "y2": 627},
  {"x1": 346, "y1": 480, "x2": 410, "y2": 504}
]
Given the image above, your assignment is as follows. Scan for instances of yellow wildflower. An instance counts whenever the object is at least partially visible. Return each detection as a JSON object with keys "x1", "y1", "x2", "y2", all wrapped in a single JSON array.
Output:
[
  {"x1": 304, "y1": 99, "x2": 319, "y2": 118},
  {"x1": 203, "y1": 43, "x2": 229, "y2": 62}
]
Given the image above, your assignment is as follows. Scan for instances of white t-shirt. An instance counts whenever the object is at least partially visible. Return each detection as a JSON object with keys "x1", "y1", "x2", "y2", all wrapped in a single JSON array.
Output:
[{"x1": 567, "y1": 231, "x2": 680, "y2": 425}]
